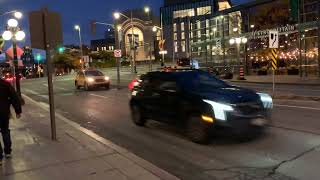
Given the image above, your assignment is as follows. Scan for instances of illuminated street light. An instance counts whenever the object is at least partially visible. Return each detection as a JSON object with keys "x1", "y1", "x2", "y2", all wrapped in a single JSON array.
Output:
[
  {"x1": 229, "y1": 38, "x2": 235, "y2": 45},
  {"x1": 114, "y1": 12, "x2": 120, "y2": 19},
  {"x1": 144, "y1": 6, "x2": 150, "y2": 13},
  {"x1": 8, "y1": 19, "x2": 18, "y2": 27},
  {"x1": 14, "y1": 11, "x2": 23, "y2": 19},
  {"x1": 233, "y1": 27, "x2": 238, "y2": 32},
  {"x1": 74, "y1": 24, "x2": 80, "y2": 30},
  {"x1": 235, "y1": 38, "x2": 241, "y2": 44},
  {"x1": 2, "y1": 30, "x2": 13, "y2": 40},
  {"x1": 250, "y1": 24, "x2": 255, "y2": 28},
  {"x1": 153, "y1": 26, "x2": 157, "y2": 32},
  {"x1": 15, "y1": 30, "x2": 25, "y2": 41},
  {"x1": 241, "y1": 37, "x2": 248, "y2": 44},
  {"x1": 117, "y1": 25, "x2": 122, "y2": 31}
]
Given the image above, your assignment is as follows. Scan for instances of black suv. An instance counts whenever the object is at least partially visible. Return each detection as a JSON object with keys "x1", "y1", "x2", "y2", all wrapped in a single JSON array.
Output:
[{"x1": 129, "y1": 70, "x2": 273, "y2": 143}]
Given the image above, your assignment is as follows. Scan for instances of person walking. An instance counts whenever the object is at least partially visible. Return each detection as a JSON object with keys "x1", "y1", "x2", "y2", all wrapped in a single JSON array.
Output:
[{"x1": 0, "y1": 78, "x2": 22, "y2": 165}]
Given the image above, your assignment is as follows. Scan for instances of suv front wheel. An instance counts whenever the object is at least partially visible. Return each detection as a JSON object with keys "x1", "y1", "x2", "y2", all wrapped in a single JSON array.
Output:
[
  {"x1": 187, "y1": 116, "x2": 211, "y2": 144},
  {"x1": 131, "y1": 104, "x2": 146, "y2": 126}
]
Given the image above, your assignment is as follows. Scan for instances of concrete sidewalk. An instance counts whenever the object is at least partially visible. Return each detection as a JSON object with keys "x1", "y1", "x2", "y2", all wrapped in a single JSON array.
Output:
[
  {"x1": 231, "y1": 75, "x2": 320, "y2": 86},
  {"x1": 0, "y1": 96, "x2": 179, "y2": 180}
]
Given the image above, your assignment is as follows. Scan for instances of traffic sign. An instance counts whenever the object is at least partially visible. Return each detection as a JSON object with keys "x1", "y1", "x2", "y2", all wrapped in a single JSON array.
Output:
[
  {"x1": 114, "y1": 49, "x2": 122, "y2": 57},
  {"x1": 270, "y1": 49, "x2": 278, "y2": 70},
  {"x1": 269, "y1": 30, "x2": 279, "y2": 48},
  {"x1": 216, "y1": 38, "x2": 221, "y2": 49},
  {"x1": 158, "y1": 40, "x2": 165, "y2": 51}
]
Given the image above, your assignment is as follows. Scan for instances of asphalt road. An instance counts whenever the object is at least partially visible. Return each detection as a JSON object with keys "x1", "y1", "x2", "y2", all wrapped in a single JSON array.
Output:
[{"x1": 20, "y1": 73, "x2": 320, "y2": 180}]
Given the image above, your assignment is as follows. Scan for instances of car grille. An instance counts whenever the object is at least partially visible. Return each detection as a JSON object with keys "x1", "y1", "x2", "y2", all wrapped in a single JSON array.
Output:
[
  {"x1": 95, "y1": 79, "x2": 105, "y2": 82},
  {"x1": 236, "y1": 102, "x2": 263, "y2": 115}
]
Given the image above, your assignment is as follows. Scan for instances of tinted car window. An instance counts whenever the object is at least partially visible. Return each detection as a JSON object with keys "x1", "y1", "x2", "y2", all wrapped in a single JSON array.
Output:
[
  {"x1": 177, "y1": 71, "x2": 229, "y2": 91},
  {"x1": 85, "y1": 71, "x2": 104, "y2": 76}
]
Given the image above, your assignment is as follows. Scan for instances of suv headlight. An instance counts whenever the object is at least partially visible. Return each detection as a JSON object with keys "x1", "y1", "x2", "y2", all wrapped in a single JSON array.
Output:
[
  {"x1": 203, "y1": 100, "x2": 234, "y2": 121},
  {"x1": 257, "y1": 93, "x2": 273, "y2": 109},
  {"x1": 87, "y1": 77, "x2": 94, "y2": 83}
]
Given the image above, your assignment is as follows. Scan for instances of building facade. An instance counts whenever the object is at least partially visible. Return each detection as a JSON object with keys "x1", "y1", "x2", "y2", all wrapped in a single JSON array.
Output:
[
  {"x1": 116, "y1": 8, "x2": 160, "y2": 62},
  {"x1": 91, "y1": 28, "x2": 116, "y2": 52},
  {"x1": 160, "y1": 0, "x2": 241, "y2": 63}
]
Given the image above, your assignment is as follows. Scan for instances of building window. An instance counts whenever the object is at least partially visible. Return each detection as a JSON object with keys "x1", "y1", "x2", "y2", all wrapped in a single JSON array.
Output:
[
  {"x1": 190, "y1": 23, "x2": 193, "y2": 30},
  {"x1": 181, "y1": 32, "x2": 185, "y2": 40},
  {"x1": 109, "y1": 46, "x2": 114, "y2": 50},
  {"x1": 197, "y1": 21, "x2": 201, "y2": 29},
  {"x1": 207, "y1": 45, "x2": 210, "y2": 50},
  {"x1": 197, "y1": 6, "x2": 212, "y2": 16},
  {"x1": 173, "y1": 9, "x2": 195, "y2": 19},
  {"x1": 174, "y1": 33, "x2": 177, "y2": 40},
  {"x1": 197, "y1": 30, "x2": 201, "y2": 38},
  {"x1": 206, "y1": 19, "x2": 210, "y2": 28},
  {"x1": 198, "y1": 47, "x2": 201, "y2": 55},
  {"x1": 181, "y1": 41, "x2": 186, "y2": 52},
  {"x1": 174, "y1": 41, "x2": 178, "y2": 53},
  {"x1": 190, "y1": 31, "x2": 193, "y2": 39},
  {"x1": 206, "y1": 30, "x2": 210, "y2": 37},
  {"x1": 173, "y1": 23, "x2": 177, "y2": 32},
  {"x1": 97, "y1": 47, "x2": 99, "y2": 51},
  {"x1": 181, "y1": 22, "x2": 185, "y2": 31}
]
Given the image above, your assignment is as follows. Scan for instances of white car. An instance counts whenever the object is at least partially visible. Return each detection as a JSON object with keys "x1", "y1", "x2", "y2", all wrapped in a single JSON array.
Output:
[{"x1": 75, "y1": 69, "x2": 110, "y2": 91}]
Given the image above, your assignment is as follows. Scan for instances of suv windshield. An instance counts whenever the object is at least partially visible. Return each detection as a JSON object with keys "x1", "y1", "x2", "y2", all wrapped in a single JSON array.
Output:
[
  {"x1": 177, "y1": 71, "x2": 229, "y2": 91},
  {"x1": 85, "y1": 71, "x2": 104, "y2": 76}
]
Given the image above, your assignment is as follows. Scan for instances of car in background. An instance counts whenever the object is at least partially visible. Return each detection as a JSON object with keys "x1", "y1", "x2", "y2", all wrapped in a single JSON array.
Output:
[
  {"x1": 2, "y1": 72, "x2": 15, "y2": 83},
  {"x1": 129, "y1": 69, "x2": 273, "y2": 144},
  {"x1": 75, "y1": 69, "x2": 110, "y2": 91}
]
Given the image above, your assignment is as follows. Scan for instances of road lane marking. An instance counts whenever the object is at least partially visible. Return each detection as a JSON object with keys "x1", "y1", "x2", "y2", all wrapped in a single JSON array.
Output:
[
  {"x1": 89, "y1": 94, "x2": 109, "y2": 99},
  {"x1": 42, "y1": 83, "x2": 68, "y2": 90},
  {"x1": 25, "y1": 89, "x2": 39, "y2": 95},
  {"x1": 274, "y1": 104, "x2": 320, "y2": 111}
]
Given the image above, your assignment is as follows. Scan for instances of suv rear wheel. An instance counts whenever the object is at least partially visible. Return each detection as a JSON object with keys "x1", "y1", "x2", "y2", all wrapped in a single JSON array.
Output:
[
  {"x1": 131, "y1": 104, "x2": 146, "y2": 126},
  {"x1": 187, "y1": 116, "x2": 211, "y2": 144}
]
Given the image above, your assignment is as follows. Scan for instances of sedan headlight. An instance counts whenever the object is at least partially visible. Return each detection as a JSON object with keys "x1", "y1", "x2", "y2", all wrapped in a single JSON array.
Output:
[
  {"x1": 257, "y1": 93, "x2": 273, "y2": 109},
  {"x1": 87, "y1": 77, "x2": 94, "y2": 83},
  {"x1": 203, "y1": 100, "x2": 234, "y2": 121},
  {"x1": 105, "y1": 76, "x2": 110, "y2": 81}
]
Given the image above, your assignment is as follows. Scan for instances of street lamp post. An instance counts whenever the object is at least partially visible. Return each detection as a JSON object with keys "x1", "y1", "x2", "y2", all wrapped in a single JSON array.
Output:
[
  {"x1": 229, "y1": 37, "x2": 247, "y2": 76},
  {"x1": 74, "y1": 25, "x2": 84, "y2": 69},
  {"x1": 153, "y1": 26, "x2": 164, "y2": 66},
  {"x1": 145, "y1": 6, "x2": 153, "y2": 72},
  {"x1": 2, "y1": 18, "x2": 26, "y2": 97}
]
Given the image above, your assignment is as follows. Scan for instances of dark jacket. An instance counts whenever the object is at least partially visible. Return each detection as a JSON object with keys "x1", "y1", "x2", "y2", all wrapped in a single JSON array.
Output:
[{"x1": 0, "y1": 79, "x2": 22, "y2": 118}]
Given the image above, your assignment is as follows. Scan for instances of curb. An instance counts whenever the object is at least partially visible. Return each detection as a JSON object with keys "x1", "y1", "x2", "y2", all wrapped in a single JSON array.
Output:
[
  {"x1": 230, "y1": 80, "x2": 320, "y2": 86},
  {"x1": 22, "y1": 94, "x2": 180, "y2": 180}
]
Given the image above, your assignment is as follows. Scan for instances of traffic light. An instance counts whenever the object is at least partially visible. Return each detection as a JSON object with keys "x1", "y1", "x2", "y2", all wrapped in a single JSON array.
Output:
[
  {"x1": 58, "y1": 47, "x2": 65, "y2": 53},
  {"x1": 36, "y1": 54, "x2": 41, "y2": 61}
]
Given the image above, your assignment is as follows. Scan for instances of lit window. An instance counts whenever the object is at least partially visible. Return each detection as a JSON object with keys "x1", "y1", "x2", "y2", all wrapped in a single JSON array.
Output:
[
  {"x1": 174, "y1": 33, "x2": 177, "y2": 40},
  {"x1": 190, "y1": 31, "x2": 193, "y2": 38},
  {"x1": 97, "y1": 47, "x2": 99, "y2": 51},
  {"x1": 181, "y1": 41, "x2": 186, "y2": 52},
  {"x1": 173, "y1": 23, "x2": 177, "y2": 32},
  {"x1": 174, "y1": 41, "x2": 178, "y2": 52},
  {"x1": 197, "y1": 30, "x2": 201, "y2": 38},
  {"x1": 207, "y1": 45, "x2": 210, "y2": 50},
  {"x1": 206, "y1": 30, "x2": 210, "y2": 37},
  {"x1": 197, "y1": 6, "x2": 211, "y2": 16},
  {"x1": 173, "y1": 9, "x2": 195, "y2": 19},
  {"x1": 181, "y1": 32, "x2": 185, "y2": 40},
  {"x1": 197, "y1": 21, "x2": 201, "y2": 29},
  {"x1": 206, "y1": 19, "x2": 210, "y2": 28},
  {"x1": 181, "y1": 22, "x2": 185, "y2": 31}
]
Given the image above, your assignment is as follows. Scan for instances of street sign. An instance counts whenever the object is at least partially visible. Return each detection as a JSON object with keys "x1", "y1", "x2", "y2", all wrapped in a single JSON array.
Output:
[
  {"x1": 216, "y1": 38, "x2": 221, "y2": 49},
  {"x1": 158, "y1": 40, "x2": 166, "y2": 51},
  {"x1": 270, "y1": 49, "x2": 278, "y2": 70},
  {"x1": 83, "y1": 55, "x2": 90, "y2": 63},
  {"x1": 29, "y1": 8, "x2": 63, "y2": 49},
  {"x1": 269, "y1": 30, "x2": 279, "y2": 49},
  {"x1": 114, "y1": 49, "x2": 122, "y2": 57}
]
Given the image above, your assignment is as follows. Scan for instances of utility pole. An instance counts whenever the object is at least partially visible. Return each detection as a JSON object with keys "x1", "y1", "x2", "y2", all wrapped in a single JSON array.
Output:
[
  {"x1": 298, "y1": 0, "x2": 303, "y2": 77},
  {"x1": 318, "y1": 1, "x2": 320, "y2": 77}
]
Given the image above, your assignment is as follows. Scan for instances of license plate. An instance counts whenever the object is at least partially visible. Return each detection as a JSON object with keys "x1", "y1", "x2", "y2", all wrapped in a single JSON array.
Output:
[{"x1": 251, "y1": 118, "x2": 267, "y2": 126}]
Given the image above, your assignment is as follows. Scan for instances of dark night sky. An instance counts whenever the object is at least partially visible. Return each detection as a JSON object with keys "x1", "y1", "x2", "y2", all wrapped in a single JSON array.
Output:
[{"x1": 0, "y1": 0, "x2": 249, "y2": 47}]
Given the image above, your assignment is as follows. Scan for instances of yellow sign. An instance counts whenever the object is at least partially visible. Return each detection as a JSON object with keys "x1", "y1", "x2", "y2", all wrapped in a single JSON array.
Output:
[{"x1": 270, "y1": 49, "x2": 278, "y2": 70}]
